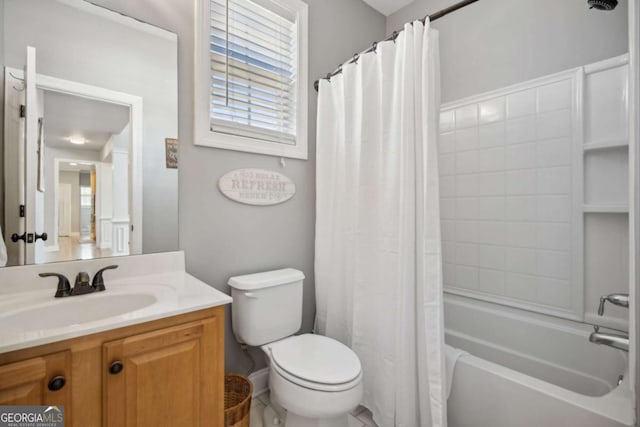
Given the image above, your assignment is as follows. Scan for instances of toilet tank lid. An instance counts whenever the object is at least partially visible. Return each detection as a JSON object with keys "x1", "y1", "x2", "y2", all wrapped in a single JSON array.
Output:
[{"x1": 228, "y1": 268, "x2": 305, "y2": 291}]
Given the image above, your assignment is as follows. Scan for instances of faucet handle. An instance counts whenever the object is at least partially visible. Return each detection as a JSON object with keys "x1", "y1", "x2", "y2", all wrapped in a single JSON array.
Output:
[
  {"x1": 92, "y1": 265, "x2": 118, "y2": 291},
  {"x1": 39, "y1": 273, "x2": 71, "y2": 298},
  {"x1": 598, "y1": 293, "x2": 629, "y2": 316}
]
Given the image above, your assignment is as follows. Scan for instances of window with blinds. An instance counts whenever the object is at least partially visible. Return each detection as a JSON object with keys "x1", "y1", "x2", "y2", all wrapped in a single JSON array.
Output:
[{"x1": 210, "y1": 0, "x2": 298, "y2": 145}]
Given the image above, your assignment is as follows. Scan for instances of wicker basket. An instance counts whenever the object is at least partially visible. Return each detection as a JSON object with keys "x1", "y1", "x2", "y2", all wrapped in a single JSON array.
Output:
[{"x1": 224, "y1": 374, "x2": 253, "y2": 427}]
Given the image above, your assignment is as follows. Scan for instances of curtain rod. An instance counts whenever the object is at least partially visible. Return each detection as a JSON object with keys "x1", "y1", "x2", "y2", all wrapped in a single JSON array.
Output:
[{"x1": 313, "y1": 0, "x2": 480, "y2": 92}]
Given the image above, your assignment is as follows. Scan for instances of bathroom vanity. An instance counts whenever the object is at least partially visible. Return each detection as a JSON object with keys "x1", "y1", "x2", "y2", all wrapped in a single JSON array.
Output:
[{"x1": 0, "y1": 251, "x2": 232, "y2": 426}]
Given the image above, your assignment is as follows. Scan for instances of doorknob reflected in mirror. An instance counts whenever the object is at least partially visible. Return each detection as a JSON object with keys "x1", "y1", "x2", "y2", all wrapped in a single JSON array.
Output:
[{"x1": 10, "y1": 233, "x2": 26, "y2": 243}]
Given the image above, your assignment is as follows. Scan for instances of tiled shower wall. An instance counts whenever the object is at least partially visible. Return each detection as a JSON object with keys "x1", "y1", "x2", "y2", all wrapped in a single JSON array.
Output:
[
  {"x1": 439, "y1": 71, "x2": 580, "y2": 318},
  {"x1": 439, "y1": 55, "x2": 631, "y2": 327}
]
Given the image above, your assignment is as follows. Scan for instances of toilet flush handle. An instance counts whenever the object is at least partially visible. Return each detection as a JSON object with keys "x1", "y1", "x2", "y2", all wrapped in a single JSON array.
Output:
[{"x1": 244, "y1": 292, "x2": 258, "y2": 299}]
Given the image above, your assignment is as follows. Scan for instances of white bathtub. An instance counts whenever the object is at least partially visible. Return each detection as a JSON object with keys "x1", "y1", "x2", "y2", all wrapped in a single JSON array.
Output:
[{"x1": 444, "y1": 294, "x2": 635, "y2": 427}]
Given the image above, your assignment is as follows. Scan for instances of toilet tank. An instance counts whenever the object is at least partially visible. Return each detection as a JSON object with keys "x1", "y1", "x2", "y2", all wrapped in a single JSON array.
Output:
[{"x1": 228, "y1": 268, "x2": 305, "y2": 346}]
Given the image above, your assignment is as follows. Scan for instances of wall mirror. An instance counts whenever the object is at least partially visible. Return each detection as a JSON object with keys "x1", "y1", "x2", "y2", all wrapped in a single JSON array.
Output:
[{"x1": 0, "y1": 0, "x2": 178, "y2": 267}]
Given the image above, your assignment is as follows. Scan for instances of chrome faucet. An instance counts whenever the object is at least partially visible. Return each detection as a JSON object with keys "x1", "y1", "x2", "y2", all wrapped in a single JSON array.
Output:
[
  {"x1": 589, "y1": 292, "x2": 629, "y2": 352},
  {"x1": 39, "y1": 265, "x2": 118, "y2": 298},
  {"x1": 598, "y1": 293, "x2": 629, "y2": 315},
  {"x1": 589, "y1": 325, "x2": 629, "y2": 352}
]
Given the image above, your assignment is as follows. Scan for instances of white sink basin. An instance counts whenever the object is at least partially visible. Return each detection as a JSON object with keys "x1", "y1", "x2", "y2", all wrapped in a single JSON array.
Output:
[{"x1": 1, "y1": 293, "x2": 157, "y2": 333}]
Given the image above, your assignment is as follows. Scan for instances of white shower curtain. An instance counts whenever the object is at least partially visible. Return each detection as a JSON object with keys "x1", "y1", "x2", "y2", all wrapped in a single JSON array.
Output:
[{"x1": 315, "y1": 21, "x2": 446, "y2": 427}]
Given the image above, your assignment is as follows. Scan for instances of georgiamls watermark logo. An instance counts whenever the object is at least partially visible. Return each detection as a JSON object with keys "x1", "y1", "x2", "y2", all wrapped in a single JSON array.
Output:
[{"x1": 0, "y1": 406, "x2": 64, "y2": 426}]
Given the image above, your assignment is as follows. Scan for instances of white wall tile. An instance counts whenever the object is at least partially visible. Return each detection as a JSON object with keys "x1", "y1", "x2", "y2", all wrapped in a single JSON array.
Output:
[
  {"x1": 537, "y1": 80, "x2": 572, "y2": 113},
  {"x1": 537, "y1": 195, "x2": 571, "y2": 222},
  {"x1": 536, "y1": 109, "x2": 571, "y2": 140},
  {"x1": 456, "y1": 221, "x2": 478, "y2": 243},
  {"x1": 537, "y1": 250, "x2": 571, "y2": 279},
  {"x1": 478, "y1": 245, "x2": 506, "y2": 269},
  {"x1": 441, "y1": 198, "x2": 456, "y2": 219},
  {"x1": 479, "y1": 97, "x2": 506, "y2": 124},
  {"x1": 506, "y1": 196, "x2": 537, "y2": 221},
  {"x1": 537, "y1": 277, "x2": 571, "y2": 308},
  {"x1": 455, "y1": 265, "x2": 479, "y2": 289},
  {"x1": 439, "y1": 132, "x2": 456, "y2": 154},
  {"x1": 456, "y1": 198, "x2": 478, "y2": 220},
  {"x1": 477, "y1": 197, "x2": 505, "y2": 221},
  {"x1": 478, "y1": 122, "x2": 506, "y2": 148},
  {"x1": 478, "y1": 172, "x2": 505, "y2": 196},
  {"x1": 443, "y1": 262, "x2": 456, "y2": 285},
  {"x1": 441, "y1": 220, "x2": 455, "y2": 242},
  {"x1": 456, "y1": 243, "x2": 479, "y2": 266},
  {"x1": 537, "y1": 138, "x2": 571, "y2": 167},
  {"x1": 455, "y1": 104, "x2": 478, "y2": 129},
  {"x1": 505, "y1": 272, "x2": 538, "y2": 302},
  {"x1": 441, "y1": 71, "x2": 579, "y2": 316},
  {"x1": 455, "y1": 150, "x2": 479, "y2": 174},
  {"x1": 537, "y1": 223, "x2": 571, "y2": 251},
  {"x1": 443, "y1": 242, "x2": 456, "y2": 264},
  {"x1": 506, "y1": 169, "x2": 537, "y2": 195},
  {"x1": 537, "y1": 167, "x2": 570, "y2": 195},
  {"x1": 506, "y1": 143, "x2": 537, "y2": 170},
  {"x1": 440, "y1": 176, "x2": 456, "y2": 198},
  {"x1": 506, "y1": 116, "x2": 537, "y2": 144},
  {"x1": 476, "y1": 221, "x2": 505, "y2": 246},
  {"x1": 478, "y1": 147, "x2": 505, "y2": 172},
  {"x1": 478, "y1": 268, "x2": 506, "y2": 295},
  {"x1": 506, "y1": 247, "x2": 537, "y2": 275},
  {"x1": 439, "y1": 153, "x2": 455, "y2": 175},
  {"x1": 507, "y1": 88, "x2": 536, "y2": 118},
  {"x1": 506, "y1": 222, "x2": 538, "y2": 248},
  {"x1": 440, "y1": 110, "x2": 455, "y2": 132},
  {"x1": 456, "y1": 174, "x2": 479, "y2": 197},
  {"x1": 455, "y1": 127, "x2": 479, "y2": 152}
]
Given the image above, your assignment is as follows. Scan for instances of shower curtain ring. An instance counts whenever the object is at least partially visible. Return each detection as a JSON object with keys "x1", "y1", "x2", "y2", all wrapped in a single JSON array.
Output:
[
  {"x1": 372, "y1": 41, "x2": 378, "y2": 53},
  {"x1": 352, "y1": 53, "x2": 360, "y2": 64},
  {"x1": 392, "y1": 31, "x2": 399, "y2": 43}
]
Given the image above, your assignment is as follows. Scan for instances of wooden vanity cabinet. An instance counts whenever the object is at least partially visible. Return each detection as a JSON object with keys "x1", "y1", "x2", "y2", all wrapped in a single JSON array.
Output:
[
  {"x1": 0, "y1": 351, "x2": 72, "y2": 424},
  {"x1": 0, "y1": 306, "x2": 225, "y2": 427}
]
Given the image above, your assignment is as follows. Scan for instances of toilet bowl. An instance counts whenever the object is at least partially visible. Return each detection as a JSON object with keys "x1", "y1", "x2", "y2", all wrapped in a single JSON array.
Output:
[
  {"x1": 262, "y1": 334, "x2": 363, "y2": 426},
  {"x1": 227, "y1": 269, "x2": 363, "y2": 427}
]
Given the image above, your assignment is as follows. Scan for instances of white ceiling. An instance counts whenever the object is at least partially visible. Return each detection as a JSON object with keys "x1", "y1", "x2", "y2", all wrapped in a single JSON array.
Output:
[
  {"x1": 43, "y1": 91, "x2": 130, "y2": 152},
  {"x1": 362, "y1": 0, "x2": 414, "y2": 16}
]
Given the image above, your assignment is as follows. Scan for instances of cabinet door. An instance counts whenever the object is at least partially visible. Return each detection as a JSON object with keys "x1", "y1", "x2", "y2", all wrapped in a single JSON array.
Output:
[
  {"x1": 103, "y1": 317, "x2": 223, "y2": 427},
  {"x1": 0, "y1": 351, "x2": 71, "y2": 424}
]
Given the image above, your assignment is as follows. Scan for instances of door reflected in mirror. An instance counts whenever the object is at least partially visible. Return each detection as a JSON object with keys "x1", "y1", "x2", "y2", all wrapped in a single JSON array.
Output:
[{"x1": 0, "y1": 0, "x2": 178, "y2": 266}]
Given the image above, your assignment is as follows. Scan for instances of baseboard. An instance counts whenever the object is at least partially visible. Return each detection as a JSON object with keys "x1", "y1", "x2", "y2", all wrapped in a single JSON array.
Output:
[{"x1": 248, "y1": 367, "x2": 269, "y2": 397}]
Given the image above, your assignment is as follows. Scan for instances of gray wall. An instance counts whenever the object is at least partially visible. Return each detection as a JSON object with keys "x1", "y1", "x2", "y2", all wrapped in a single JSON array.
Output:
[
  {"x1": 387, "y1": 0, "x2": 628, "y2": 103},
  {"x1": 88, "y1": 0, "x2": 385, "y2": 373},
  {"x1": 59, "y1": 171, "x2": 80, "y2": 234}
]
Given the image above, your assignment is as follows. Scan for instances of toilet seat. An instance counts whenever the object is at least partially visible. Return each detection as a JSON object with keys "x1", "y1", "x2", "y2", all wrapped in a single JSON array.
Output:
[{"x1": 266, "y1": 334, "x2": 362, "y2": 392}]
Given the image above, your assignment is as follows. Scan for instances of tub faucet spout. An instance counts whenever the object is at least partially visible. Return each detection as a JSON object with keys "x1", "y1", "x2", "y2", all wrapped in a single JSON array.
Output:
[{"x1": 589, "y1": 326, "x2": 629, "y2": 352}]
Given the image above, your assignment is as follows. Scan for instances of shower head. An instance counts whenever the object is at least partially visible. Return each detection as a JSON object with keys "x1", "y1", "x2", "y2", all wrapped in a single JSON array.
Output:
[{"x1": 587, "y1": 0, "x2": 618, "y2": 10}]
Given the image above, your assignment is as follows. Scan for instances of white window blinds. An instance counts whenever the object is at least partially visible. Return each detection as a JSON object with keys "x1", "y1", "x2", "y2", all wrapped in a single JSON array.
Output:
[{"x1": 210, "y1": 0, "x2": 298, "y2": 145}]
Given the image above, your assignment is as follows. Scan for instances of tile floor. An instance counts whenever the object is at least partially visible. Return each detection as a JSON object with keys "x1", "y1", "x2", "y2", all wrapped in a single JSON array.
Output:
[{"x1": 250, "y1": 392, "x2": 378, "y2": 427}]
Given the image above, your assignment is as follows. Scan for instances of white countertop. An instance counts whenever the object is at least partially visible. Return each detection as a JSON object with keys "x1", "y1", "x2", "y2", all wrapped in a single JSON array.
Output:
[{"x1": 0, "y1": 263, "x2": 232, "y2": 353}]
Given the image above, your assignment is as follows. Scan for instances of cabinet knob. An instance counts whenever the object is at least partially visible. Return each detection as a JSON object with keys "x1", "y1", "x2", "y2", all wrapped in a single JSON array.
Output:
[
  {"x1": 48, "y1": 375, "x2": 66, "y2": 391},
  {"x1": 109, "y1": 361, "x2": 123, "y2": 375}
]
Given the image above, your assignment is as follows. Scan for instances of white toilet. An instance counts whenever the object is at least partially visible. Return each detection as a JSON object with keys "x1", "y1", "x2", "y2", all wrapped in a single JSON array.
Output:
[{"x1": 228, "y1": 268, "x2": 363, "y2": 427}]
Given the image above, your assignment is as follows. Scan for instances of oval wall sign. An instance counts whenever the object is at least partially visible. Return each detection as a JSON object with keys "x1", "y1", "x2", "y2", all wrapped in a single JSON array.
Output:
[{"x1": 218, "y1": 168, "x2": 296, "y2": 206}]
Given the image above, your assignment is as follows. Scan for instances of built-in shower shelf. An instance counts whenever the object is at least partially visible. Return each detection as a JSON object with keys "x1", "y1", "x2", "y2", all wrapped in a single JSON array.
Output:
[
  {"x1": 583, "y1": 204, "x2": 629, "y2": 213},
  {"x1": 583, "y1": 140, "x2": 629, "y2": 152}
]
